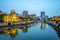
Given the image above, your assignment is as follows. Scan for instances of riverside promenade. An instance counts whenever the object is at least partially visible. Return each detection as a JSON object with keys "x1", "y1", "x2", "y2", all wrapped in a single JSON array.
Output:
[
  {"x1": 0, "y1": 21, "x2": 36, "y2": 31},
  {"x1": 0, "y1": 21, "x2": 35, "y2": 26}
]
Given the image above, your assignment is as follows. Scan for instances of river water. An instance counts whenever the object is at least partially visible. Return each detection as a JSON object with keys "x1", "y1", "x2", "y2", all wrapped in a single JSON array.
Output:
[{"x1": 0, "y1": 22, "x2": 59, "y2": 40}]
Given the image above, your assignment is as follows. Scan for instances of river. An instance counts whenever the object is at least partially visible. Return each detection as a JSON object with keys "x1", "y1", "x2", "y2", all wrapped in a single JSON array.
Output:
[{"x1": 0, "y1": 22, "x2": 59, "y2": 40}]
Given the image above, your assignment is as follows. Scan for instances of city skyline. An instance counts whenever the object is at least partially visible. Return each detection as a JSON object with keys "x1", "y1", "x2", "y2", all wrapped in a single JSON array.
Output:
[
  {"x1": 0, "y1": 0, "x2": 60, "y2": 40},
  {"x1": 0, "y1": 0, "x2": 60, "y2": 17}
]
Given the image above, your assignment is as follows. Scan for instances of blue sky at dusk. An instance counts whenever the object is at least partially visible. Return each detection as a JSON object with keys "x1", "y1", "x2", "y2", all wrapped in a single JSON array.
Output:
[{"x1": 0, "y1": 0, "x2": 60, "y2": 17}]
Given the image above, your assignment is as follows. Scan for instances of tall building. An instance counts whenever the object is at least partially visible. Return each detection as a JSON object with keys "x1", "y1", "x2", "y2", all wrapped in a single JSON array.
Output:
[
  {"x1": 0, "y1": 10, "x2": 2, "y2": 14},
  {"x1": 41, "y1": 11, "x2": 45, "y2": 18},
  {"x1": 40, "y1": 11, "x2": 49, "y2": 21},
  {"x1": 22, "y1": 10, "x2": 28, "y2": 17}
]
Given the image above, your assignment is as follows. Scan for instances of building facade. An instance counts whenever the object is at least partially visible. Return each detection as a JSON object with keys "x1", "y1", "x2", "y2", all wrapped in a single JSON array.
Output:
[
  {"x1": 41, "y1": 11, "x2": 45, "y2": 19},
  {"x1": 4, "y1": 9, "x2": 20, "y2": 23},
  {"x1": 22, "y1": 10, "x2": 28, "y2": 17}
]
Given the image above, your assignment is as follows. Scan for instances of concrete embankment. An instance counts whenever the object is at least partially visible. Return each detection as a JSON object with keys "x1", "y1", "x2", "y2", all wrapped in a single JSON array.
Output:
[
  {"x1": 0, "y1": 21, "x2": 35, "y2": 29},
  {"x1": 45, "y1": 21, "x2": 60, "y2": 33}
]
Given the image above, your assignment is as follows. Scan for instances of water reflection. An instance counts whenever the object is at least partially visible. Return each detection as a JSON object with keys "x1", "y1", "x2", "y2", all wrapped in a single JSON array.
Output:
[
  {"x1": 2, "y1": 28, "x2": 18, "y2": 39},
  {"x1": 0, "y1": 23, "x2": 36, "y2": 39},
  {"x1": 40, "y1": 22, "x2": 60, "y2": 40},
  {"x1": 0, "y1": 22, "x2": 59, "y2": 40},
  {"x1": 22, "y1": 24, "x2": 32, "y2": 33},
  {"x1": 40, "y1": 22, "x2": 48, "y2": 30}
]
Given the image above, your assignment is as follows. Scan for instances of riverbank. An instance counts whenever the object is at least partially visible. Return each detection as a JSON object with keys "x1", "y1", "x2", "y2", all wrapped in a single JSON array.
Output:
[
  {"x1": 44, "y1": 21, "x2": 60, "y2": 30},
  {"x1": 44, "y1": 21, "x2": 60, "y2": 39},
  {"x1": 0, "y1": 21, "x2": 37, "y2": 29}
]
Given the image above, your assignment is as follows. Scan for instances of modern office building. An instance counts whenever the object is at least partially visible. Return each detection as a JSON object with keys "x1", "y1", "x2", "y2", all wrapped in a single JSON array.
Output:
[
  {"x1": 40, "y1": 11, "x2": 49, "y2": 21},
  {"x1": 41, "y1": 11, "x2": 45, "y2": 18},
  {"x1": 22, "y1": 10, "x2": 28, "y2": 17}
]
